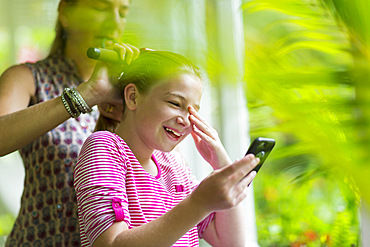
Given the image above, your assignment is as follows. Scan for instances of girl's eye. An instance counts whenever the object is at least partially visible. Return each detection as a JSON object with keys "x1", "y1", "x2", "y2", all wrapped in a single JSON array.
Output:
[{"x1": 169, "y1": 102, "x2": 180, "y2": 107}]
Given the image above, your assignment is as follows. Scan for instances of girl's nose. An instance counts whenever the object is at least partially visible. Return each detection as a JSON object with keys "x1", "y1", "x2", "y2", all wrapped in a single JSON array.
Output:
[{"x1": 176, "y1": 115, "x2": 191, "y2": 127}]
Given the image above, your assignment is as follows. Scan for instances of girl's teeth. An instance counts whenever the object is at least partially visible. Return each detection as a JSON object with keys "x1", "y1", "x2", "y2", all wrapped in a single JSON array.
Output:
[{"x1": 165, "y1": 127, "x2": 181, "y2": 137}]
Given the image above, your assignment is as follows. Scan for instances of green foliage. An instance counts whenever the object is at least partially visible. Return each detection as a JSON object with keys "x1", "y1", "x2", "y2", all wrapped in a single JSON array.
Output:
[
  {"x1": 241, "y1": 0, "x2": 364, "y2": 245},
  {"x1": 0, "y1": 213, "x2": 15, "y2": 236},
  {"x1": 0, "y1": 27, "x2": 55, "y2": 74},
  {"x1": 254, "y1": 172, "x2": 359, "y2": 246},
  {"x1": 331, "y1": 212, "x2": 357, "y2": 247},
  {"x1": 242, "y1": 0, "x2": 370, "y2": 203},
  {"x1": 0, "y1": 28, "x2": 11, "y2": 75},
  {"x1": 243, "y1": 0, "x2": 354, "y2": 180}
]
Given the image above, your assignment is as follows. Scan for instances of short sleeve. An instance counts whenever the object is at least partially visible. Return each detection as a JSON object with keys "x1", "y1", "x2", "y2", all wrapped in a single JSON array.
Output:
[
  {"x1": 172, "y1": 151, "x2": 216, "y2": 238},
  {"x1": 74, "y1": 131, "x2": 131, "y2": 245}
]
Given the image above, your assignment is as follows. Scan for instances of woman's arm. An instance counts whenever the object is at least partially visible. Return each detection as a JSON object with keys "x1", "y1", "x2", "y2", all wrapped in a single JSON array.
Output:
[
  {"x1": 0, "y1": 44, "x2": 139, "y2": 156},
  {"x1": 0, "y1": 64, "x2": 70, "y2": 156},
  {"x1": 0, "y1": 64, "x2": 98, "y2": 156},
  {"x1": 0, "y1": 63, "x2": 116, "y2": 156}
]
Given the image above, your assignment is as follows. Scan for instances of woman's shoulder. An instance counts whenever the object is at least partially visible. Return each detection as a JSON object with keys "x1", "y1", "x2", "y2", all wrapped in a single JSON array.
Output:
[
  {"x1": 0, "y1": 64, "x2": 35, "y2": 103},
  {"x1": 2, "y1": 63, "x2": 32, "y2": 75},
  {"x1": 2, "y1": 54, "x2": 57, "y2": 79},
  {"x1": 23, "y1": 55, "x2": 56, "y2": 71},
  {"x1": 0, "y1": 64, "x2": 34, "y2": 87}
]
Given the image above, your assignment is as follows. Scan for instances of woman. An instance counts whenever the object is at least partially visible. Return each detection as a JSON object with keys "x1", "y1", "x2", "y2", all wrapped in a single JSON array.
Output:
[{"x1": 0, "y1": 0, "x2": 138, "y2": 246}]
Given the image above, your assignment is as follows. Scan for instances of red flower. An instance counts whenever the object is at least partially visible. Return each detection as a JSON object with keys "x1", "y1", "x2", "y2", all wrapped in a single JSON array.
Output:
[
  {"x1": 291, "y1": 241, "x2": 304, "y2": 247},
  {"x1": 304, "y1": 230, "x2": 317, "y2": 241}
]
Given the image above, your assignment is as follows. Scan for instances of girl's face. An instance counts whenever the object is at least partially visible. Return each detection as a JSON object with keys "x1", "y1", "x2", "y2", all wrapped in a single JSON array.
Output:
[
  {"x1": 61, "y1": 0, "x2": 129, "y2": 53},
  {"x1": 133, "y1": 73, "x2": 203, "y2": 153}
]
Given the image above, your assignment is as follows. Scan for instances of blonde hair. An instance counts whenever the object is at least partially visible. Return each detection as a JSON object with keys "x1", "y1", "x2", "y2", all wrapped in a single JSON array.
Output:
[{"x1": 95, "y1": 51, "x2": 203, "y2": 132}]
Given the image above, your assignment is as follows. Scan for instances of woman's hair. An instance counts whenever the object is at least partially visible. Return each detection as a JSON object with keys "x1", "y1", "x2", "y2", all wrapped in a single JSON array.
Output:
[
  {"x1": 94, "y1": 51, "x2": 203, "y2": 132},
  {"x1": 48, "y1": 0, "x2": 78, "y2": 57}
]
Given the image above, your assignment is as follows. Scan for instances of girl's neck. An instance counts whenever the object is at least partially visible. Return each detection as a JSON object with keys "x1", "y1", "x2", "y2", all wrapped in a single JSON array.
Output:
[
  {"x1": 121, "y1": 132, "x2": 158, "y2": 176},
  {"x1": 64, "y1": 40, "x2": 96, "y2": 82},
  {"x1": 116, "y1": 118, "x2": 154, "y2": 167}
]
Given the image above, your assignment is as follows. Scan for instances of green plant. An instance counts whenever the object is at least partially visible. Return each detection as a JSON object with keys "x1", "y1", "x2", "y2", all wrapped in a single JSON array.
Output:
[
  {"x1": 241, "y1": 0, "x2": 364, "y2": 245},
  {"x1": 242, "y1": 0, "x2": 370, "y2": 208},
  {"x1": 0, "y1": 213, "x2": 15, "y2": 236},
  {"x1": 254, "y1": 168, "x2": 359, "y2": 246}
]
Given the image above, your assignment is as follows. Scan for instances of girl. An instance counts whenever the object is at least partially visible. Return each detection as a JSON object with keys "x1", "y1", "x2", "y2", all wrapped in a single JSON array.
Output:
[
  {"x1": 0, "y1": 0, "x2": 138, "y2": 245},
  {"x1": 74, "y1": 51, "x2": 259, "y2": 247}
]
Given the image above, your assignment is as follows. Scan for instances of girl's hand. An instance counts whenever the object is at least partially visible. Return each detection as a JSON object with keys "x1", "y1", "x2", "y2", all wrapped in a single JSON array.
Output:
[
  {"x1": 191, "y1": 154, "x2": 259, "y2": 212},
  {"x1": 78, "y1": 42, "x2": 140, "y2": 108},
  {"x1": 189, "y1": 106, "x2": 232, "y2": 169}
]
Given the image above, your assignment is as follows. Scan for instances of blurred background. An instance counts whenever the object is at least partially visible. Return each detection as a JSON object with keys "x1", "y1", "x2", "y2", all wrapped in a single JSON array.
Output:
[{"x1": 1, "y1": 0, "x2": 370, "y2": 246}]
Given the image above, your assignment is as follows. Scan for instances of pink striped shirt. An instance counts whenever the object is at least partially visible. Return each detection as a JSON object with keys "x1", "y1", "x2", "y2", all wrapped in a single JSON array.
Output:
[{"x1": 74, "y1": 131, "x2": 214, "y2": 247}]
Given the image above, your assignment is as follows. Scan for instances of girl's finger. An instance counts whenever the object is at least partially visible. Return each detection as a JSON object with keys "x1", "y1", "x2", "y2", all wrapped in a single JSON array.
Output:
[
  {"x1": 191, "y1": 124, "x2": 214, "y2": 145},
  {"x1": 188, "y1": 106, "x2": 208, "y2": 125},
  {"x1": 190, "y1": 131, "x2": 202, "y2": 147},
  {"x1": 222, "y1": 155, "x2": 258, "y2": 181},
  {"x1": 234, "y1": 170, "x2": 257, "y2": 201},
  {"x1": 190, "y1": 129, "x2": 200, "y2": 141},
  {"x1": 240, "y1": 170, "x2": 257, "y2": 185},
  {"x1": 189, "y1": 115, "x2": 216, "y2": 140},
  {"x1": 189, "y1": 107, "x2": 217, "y2": 138}
]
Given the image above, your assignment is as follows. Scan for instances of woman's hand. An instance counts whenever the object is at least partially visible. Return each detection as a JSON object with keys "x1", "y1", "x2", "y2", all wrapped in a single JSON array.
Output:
[
  {"x1": 188, "y1": 106, "x2": 232, "y2": 169},
  {"x1": 98, "y1": 102, "x2": 124, "y2": 122},
  {"x1": 78, "y1": 42, "x2": 140, "y2": 108},
  {"x1": 190, "y1": 154, "x2": 259, "y2": 212}
]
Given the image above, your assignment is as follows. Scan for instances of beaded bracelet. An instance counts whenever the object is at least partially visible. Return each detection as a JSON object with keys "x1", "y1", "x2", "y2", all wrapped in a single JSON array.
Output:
[
  {"x1": 71, "y1": 87, "x2": 92, "y2": 113},
  {"x1": 61, "y1": 87, "x2": 92, "y2": 118},
  {"x1": 61, "y1": 90, "x2": 80, "y2": 118}
]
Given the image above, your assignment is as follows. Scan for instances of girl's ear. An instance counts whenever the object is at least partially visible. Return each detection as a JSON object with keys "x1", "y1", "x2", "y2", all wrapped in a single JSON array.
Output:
[
  {"x1": 58, "y1": 1, "x2": 70, "y2": 28},
  {"x1": 124, "y1": 84, "x2": 138, "y2": 111}
]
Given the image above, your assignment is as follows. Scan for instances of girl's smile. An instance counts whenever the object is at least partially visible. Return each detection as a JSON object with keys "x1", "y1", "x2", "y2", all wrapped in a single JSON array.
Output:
[{"x1": 163, "y1": 126, "x2": 183, "y2": 139}]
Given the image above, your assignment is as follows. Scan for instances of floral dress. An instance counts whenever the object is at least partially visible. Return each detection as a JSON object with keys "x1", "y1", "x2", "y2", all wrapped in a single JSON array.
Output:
[{"x1": 5, "y1": 53, "x2": 98, "y2": 247}]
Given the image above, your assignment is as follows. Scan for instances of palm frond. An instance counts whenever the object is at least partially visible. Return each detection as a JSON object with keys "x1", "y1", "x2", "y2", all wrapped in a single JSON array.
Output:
[{"x1": 242, "y1": 0, "x2": 362, "y2": 200}]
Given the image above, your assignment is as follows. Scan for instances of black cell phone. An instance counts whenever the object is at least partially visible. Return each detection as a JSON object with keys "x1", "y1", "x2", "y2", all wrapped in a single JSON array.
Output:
[{"x1": 246, "y1": 137, "x2": 275, "y2": 173}]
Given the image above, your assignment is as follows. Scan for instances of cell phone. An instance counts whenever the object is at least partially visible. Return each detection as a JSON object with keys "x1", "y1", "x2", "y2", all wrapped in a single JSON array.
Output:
[{"x1": 246, "y1": 137, "x2": 275, "y2": 173}]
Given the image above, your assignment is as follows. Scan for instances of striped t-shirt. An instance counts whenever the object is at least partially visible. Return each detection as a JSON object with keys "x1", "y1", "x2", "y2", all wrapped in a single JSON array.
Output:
[{"x1": 74, "y1": 131, "x2": 214, "y2": 247}]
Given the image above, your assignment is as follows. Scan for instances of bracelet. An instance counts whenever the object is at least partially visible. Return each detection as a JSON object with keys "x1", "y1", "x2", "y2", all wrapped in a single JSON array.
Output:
[
  {"x1": 65, "y1": 87, "x2": 92, "y2": 114},
  {"x1": 61, "y1": 87, "x2": 92, "y2": 118},
  {"x1": 64, "y1": 88, "x2": 83, "y2": 114},
  {"x1": 71, "y1": 87, "x2": 92, "y2": 113},
  {"x1": 64, "y1": 91, "x2": 80, "y2": 116},
  {"x1": 61, "y1": 90, "x2": 80, "y2": 118}
]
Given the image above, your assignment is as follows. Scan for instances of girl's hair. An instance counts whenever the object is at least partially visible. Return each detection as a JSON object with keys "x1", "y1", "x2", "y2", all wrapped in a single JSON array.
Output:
[
  {"x1": 94, "y1": 51, "x2": 203, "y2": 132},
  {"x1": 48, "y1": 0, "x2": 78, "y2": 57}
]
